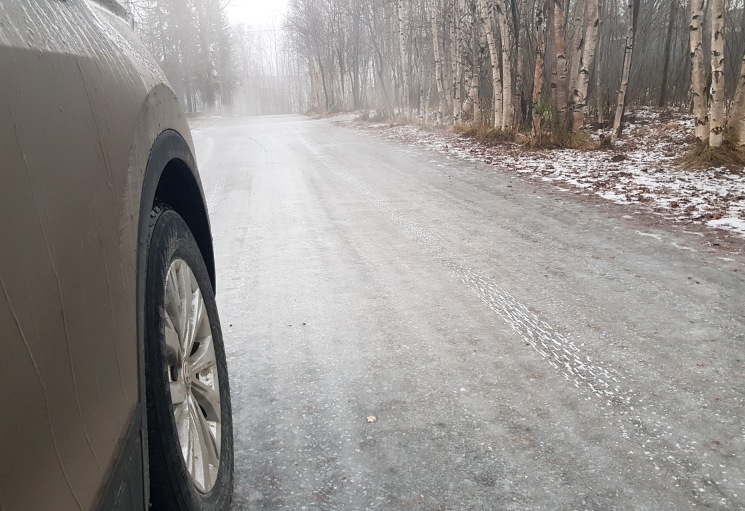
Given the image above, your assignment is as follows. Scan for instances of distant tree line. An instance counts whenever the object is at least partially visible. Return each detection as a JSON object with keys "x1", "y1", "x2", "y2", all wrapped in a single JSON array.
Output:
[
  {"x1": 123, "y1": 0, "x2": 233, "y2": 112},
  {"x1": 124, "y1": 0, "x2": 303, "y2": 115},
  {"x1": 285, "y1": 0, "x2": 745, "y2": 146},
  {"x1": 123, "y1": 0, "x2": 745, "y2": 146}
]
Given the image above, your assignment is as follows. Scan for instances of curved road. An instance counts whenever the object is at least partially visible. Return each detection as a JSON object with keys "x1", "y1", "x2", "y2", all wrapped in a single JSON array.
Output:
[{"x1": 192, "y1": 115, "x2": 745, "y2": 511}]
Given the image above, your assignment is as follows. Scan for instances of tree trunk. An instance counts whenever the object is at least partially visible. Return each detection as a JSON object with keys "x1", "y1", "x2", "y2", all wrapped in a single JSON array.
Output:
[
  {"x1": 473, "y1": 14, "x2": 485, "y2": 125},
  {"x1": 451, "y1": 0, "x2": 464, "y2": 124},
  {"x1": 571, "y1": 0, "x2": 599, "y2": 132},
  {"x1": 431, "y1": 0, "x2": 446, "y2": 123},
  {"x1": 514, "y1": 0, "x2": 528, "y2": 126},
  {"x1": 727, "y1": 51, "x2": 745, "y2": 145},
  {"x1": 317, "y1": 55, "x2": 330, "y2": 112},
  {"x1": 495, "y1": 0, "x2": 513, "y2": 131},
  {"x1": 551, "y1": 0, "x2": 569, "y2": 130},
  {"x1": 610, "y1": 0, "x2": 638, "y2": 144},
  {"x1": 480, "y1": 0, "x2": 503, "y2": 128},
  {"x1": 532, "y1": 2, "x2": 547, "y2": 138},
  {"x1": 708, "y1": 0, "x2": 725, "y2": 147},
  {"x1": 568, "y1": 0, "x2": 587, "y2": 104},
  {"x1": 689, "y1": 0, "x2": 709, "y2": 143},
  {"x1": 658, "y1": 0, "x2": 676, "y2": 107},
  {"x1": 398, "y1": 0, "x2": 411, "y2": 118},
  {"x1": 595, "y1": 2, "x2": 604, "y2": 124}
]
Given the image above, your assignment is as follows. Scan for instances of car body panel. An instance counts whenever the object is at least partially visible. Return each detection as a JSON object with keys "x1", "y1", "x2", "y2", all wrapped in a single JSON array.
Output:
[{"x1": 0, "y1": 1, "x2": 210, "y2": 509}]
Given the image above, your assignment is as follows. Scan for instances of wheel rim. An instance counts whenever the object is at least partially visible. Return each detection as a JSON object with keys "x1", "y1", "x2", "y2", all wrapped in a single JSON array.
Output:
[{"x1": 163, "y1": 258, "x2": 221, "y2": 493}]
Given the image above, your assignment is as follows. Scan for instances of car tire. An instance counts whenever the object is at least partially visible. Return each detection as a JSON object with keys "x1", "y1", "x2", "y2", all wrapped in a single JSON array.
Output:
[{"x1": 145, "y1": 205, "x2": 233, "y2": 511}]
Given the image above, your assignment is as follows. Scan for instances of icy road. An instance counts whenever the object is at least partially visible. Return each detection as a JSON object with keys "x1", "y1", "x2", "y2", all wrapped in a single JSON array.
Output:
[{"x1": 192, "y1": 115, "x2": 745, "y2": 511}]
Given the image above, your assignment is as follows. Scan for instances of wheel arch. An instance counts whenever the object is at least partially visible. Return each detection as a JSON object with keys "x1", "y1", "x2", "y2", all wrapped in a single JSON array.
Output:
[{"x1": 139, "y1": 129, "x2": 216, "y2": 292}]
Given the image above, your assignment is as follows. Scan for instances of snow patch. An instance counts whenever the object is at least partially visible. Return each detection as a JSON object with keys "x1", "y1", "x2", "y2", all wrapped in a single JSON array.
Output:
[{"x1": 343, "y1": 108, "x2": 745, "y2": 241}]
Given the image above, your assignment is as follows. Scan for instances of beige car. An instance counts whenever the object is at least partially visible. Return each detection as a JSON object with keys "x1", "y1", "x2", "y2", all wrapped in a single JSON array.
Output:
[{"x1": 0, "y1": 1, "x2": 234, "y2": 510}]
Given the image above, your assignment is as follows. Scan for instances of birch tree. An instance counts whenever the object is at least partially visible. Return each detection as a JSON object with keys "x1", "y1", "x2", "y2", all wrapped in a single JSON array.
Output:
[
  {"x1": 610, "y1": 0, "x2": 639, "y2": 144},
  {"x1": 532, "y1": 1, "x2": 548, "y2": 138},
  {"x1": 728, "y1": 51, "x2": 745, "y2": 145},
  {"x1": 451, "y1": 0, "x2": 464, "y2": 123},
  {"x1": 480, "y1": 0, "x2": 503, "y2": 128},
  {"x1": 689, "y1": 0, "x2": 709, "y2": 144},
  {"x1": 658, "y1": 0, "x2": 677, "y2": 107},
  {"x1": 398, "y1": 0, "x2": 411, "y2": 119},
  {"x1": 431, "y1": 0, "x2": 447, "y2": 123},
  {"x1": 708, "y1": 0, "x2": 725, "y2": 147},
  {"x1": 552, "y1": 0, "x2": 570, "y2": 130},
  {"x1": 572, "y1": 0, "x2": 600, "y2": 132},
  {"x1": 495, "y1": 0, "x2": 513, "y2": 130}
]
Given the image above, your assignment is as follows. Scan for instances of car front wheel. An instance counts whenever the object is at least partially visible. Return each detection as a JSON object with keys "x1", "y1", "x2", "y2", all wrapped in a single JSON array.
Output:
[{"x1": 145, "y1": 205, "x2": 233, "y2": 511}]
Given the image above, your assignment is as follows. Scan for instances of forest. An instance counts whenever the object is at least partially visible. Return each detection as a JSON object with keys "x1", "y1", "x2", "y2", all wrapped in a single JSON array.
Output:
[{"x1": 124, "y1": 0, "x2": 745, "y2": 151}]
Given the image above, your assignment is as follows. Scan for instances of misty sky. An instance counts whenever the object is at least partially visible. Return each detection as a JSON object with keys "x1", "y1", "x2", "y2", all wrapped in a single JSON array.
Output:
[{"x1": 228, "y1": 0, "x2": 288, "y2": 27}]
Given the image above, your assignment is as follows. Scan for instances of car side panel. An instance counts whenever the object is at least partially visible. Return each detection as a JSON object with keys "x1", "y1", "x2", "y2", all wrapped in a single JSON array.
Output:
[{"x1": 0, "y1": 1, "x2": 198, "y2": 509}]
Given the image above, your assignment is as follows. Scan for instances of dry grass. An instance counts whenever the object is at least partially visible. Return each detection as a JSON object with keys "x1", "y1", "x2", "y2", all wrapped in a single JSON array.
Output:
[
  {"x1": 452, "y1": 124, "x2": 515, "y2": 145},
  {"x1": 680, "y1": 139, "x2": 745, "y2": 171},
  {"x1": 527, "y1": 130, "x2": 598, "y2": 150}
]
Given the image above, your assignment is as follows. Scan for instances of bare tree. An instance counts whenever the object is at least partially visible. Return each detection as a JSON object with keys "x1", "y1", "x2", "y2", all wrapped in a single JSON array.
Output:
[
  {"x1": 689, "y1": 0, "x2": 709, "y2": 143},
  {"x1": 495, "y1": 0, "x2": 513, "y2": 130},
  {"x1": 552, "y1": 0, "x2": 570, "y2": 130},
  {"x1": 572, "y1": 0, "x2": 600, "y2": 132},
  {"x1": 480, "y1": 0, "x2": 504, "y2": 128},
  {"x1": 398, "y1": 0, "x2": 412, "y2": 118},
  {"x1": 532, "y1": 1, "x2": 548, "y2": 138},
  {"x1": 729, "y1": 51, "x2": 745, "y2": 145},
  {"x1": 611, "y1": 0, "x2": 639, "y2": 144},
  {"x1": 658, "y1": 0, "x2": 678, "y2": 106},
  {"x1": 709, "y1": 0, "x2": 725, "y2": 147},
  {"x1": 432, "y1": 0, "x2": 447, "y2": 122}
]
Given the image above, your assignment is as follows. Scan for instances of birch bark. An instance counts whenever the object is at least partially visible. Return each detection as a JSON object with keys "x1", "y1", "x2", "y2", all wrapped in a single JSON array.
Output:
[
  {"x1": 495, "y1": 0, "x2": 513, "y2": 131},
  {"x1": 727, "y1": 51, "x2": 745, "y2": 145},
  {"x1": 610, "y1": 0, "x2": 638, "y2": 144},
  {"x1": 658, "y1": 0, "x2": 676, "y2": 107},
  {"x1": 689, "y1": 0, "x2": 709, "y2": 143},
  {"x1": 473, "y1": 14, "x2": 486, "y2": 125},
  {"x1": 514, "y1": 0, "x2": 528, "y2": 127},
  {"x1": 451, "y1": 0, "x2": 464, "y2": 123},
  {"x1": 397, "y1": 0, "x2": 411, "y2": 118},
  {"x1": 431, "y1": 0, "x2": 446, "y2": 123},
  {"x1": 479, "y1": 0, "x2": 503, "y2": 128},
  {"x1": 532, "y1": 2, "x2": 547, "y2": 138},
  {"x1": 571, "y1": 0, "x2": 599, "y2": 132},
  {"x1": 552, "y1": 0, "x2": 569, "y2": 130},
  {"x1": 708, "y1": 0, "x2": 725, "y2": 147}
]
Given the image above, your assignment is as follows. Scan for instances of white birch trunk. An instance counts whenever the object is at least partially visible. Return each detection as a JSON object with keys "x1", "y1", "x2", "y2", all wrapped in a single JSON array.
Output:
[
  {"x1": 463, "y1": 9, "x2": 478, "y2": 118},
  {"x1": 708, "y1": 0, "x2": 725, "y2": 147},
  {"x1": 495, "y1": 0, "x2": 513, "y2": 131},
  {"x1": 595, "y1": 9, "x2": 604, "y2": 124},
  {"x1": 451, "y1": 0, "x2": 464, "y2": 124},
  {"x1": 689, "y1": 0, "x2": 709, "y2": 144},
  {"x1": 532, "y1": 4, "x2": 547, "y2": 138},
  {"x1": 552, "y1": 0, "x2": 569, "y2": 129},
  {"x1": 515, "y1": 0, "x2": 528, "y2": 127},
  {"x1": 572, "y1": 0, "x2": 599, "y2": 132},
  {"x1": 397, "y1": 0, "x2": 411, "y2": 119},
  {"x1": 431, "y1": 0, "x2": 446, "y2": 123},
  {"x1": 479, "y1": 0, "x2": 503, "y2": 128},
  {"x1": 727, "y1": 51, "x2": 745, "y2": 145},
  {"x1": 568, "y1": 0, "x2": 587, "y2": 101},
  {"x1": 473, "y1": 15, "x2": 486, "y2": 125},
  {"x1": 610, "y1": 0, "x2": 636, "y2": 144}
]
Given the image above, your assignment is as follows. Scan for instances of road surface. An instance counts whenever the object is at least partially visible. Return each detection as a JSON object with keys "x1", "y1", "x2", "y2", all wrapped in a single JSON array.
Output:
[{"x1": 191, "y1": 115, "x2": 745, "y2": 511}]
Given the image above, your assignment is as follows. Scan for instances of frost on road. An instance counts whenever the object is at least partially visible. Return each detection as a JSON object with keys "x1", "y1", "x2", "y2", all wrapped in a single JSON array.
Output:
[{"x1": 193, "y1": 115, "x2": 745, "y2": 511}]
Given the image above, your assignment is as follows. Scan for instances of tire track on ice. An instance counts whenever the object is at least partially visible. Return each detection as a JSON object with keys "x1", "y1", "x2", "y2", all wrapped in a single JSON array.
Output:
[
  {"x1": 304, "y1": 142, "x2": 733, "y2": 508},
  {"x1": 309, "y1": 148, "x2": 625, "y2": 403}
]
